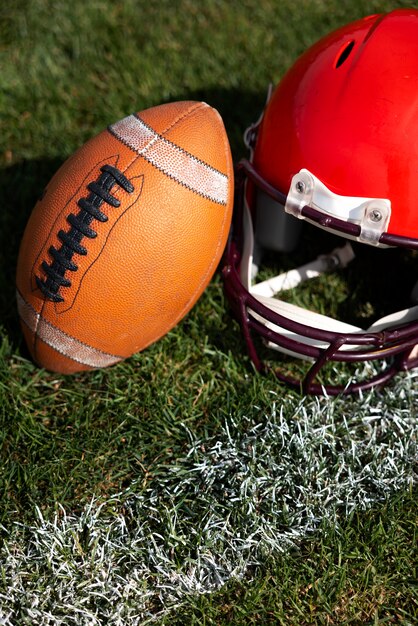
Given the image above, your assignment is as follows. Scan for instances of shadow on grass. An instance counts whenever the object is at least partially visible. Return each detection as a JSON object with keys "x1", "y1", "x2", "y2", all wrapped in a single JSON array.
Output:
[{"x1": 0, "y1": 157, "x2": 64, "y2": 344}]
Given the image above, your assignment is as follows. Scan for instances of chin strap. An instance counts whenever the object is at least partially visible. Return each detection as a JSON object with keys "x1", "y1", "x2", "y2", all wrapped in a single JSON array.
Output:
[{"x1": 250, "y1": 242, "x2": 355, "y2": 298}]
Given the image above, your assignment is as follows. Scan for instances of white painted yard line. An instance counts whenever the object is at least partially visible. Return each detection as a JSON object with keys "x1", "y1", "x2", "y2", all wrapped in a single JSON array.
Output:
[{"x1": 0, "y1": 372, "x2": 417, "y2": 625}]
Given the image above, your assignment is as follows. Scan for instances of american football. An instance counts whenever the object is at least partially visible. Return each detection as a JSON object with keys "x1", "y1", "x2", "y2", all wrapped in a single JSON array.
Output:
[{"x1": 16, "y1": 100, "x2": 233, "y2": 374}]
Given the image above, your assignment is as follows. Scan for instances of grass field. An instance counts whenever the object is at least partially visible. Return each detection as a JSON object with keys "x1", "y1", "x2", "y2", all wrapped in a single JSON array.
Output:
[{"x1": 0, "y1": 0, "x2": 417, "y2": 624}]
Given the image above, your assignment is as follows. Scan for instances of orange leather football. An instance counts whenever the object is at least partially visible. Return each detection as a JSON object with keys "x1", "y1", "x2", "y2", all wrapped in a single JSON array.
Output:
[{"x1": 16, "y1": 101, "x2": 233, "y2": 374}]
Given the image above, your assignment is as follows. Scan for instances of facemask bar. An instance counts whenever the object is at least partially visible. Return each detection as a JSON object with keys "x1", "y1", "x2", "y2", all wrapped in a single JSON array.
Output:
[{"x1": 222, "y1": 160, "x2": 418, "y2": 395}]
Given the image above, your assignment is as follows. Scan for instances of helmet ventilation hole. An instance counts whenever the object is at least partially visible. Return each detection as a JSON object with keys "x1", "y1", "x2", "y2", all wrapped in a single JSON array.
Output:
[{"x1": 335, "y1": 40, "x2": 355, "y2": 68}]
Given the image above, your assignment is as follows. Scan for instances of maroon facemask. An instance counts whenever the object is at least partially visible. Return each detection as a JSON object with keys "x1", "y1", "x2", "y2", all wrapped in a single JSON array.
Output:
[{"x1": 222, "y1": 9, "x2": 418, "y2": 395}]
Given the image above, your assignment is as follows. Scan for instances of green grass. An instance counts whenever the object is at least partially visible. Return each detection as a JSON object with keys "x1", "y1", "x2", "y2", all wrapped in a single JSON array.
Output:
[
  {"x1": 168, "y1": 490, "x2": 417, "y2": 625},
  {"x1": 0, "y1": 0, "x2": 417, "y2": 623}
]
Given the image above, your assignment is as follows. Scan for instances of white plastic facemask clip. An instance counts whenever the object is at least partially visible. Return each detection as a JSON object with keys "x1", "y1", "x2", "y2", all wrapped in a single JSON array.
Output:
[{"x1": 285, "y1": 169, "x2": 391, "y2": 246}]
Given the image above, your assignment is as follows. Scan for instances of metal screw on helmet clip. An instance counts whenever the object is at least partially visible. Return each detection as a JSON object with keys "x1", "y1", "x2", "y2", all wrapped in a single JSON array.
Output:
[
  {"x1": 295, "y1": 181, "x2": 305, "y2": 194},
  {"x1": 369, "y1": 209, "x2": 382, "y2": 222}
]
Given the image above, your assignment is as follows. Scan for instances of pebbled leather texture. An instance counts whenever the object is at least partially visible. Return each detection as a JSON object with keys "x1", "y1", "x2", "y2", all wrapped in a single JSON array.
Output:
[{"x1": 16, "y1": 101, "x2": 234, "y2": 373}]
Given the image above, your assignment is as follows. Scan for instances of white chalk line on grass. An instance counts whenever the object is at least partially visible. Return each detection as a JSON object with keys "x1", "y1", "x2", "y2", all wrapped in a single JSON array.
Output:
[{"x1": 0, "y1": 374, "x2": 417, "y2": 625}]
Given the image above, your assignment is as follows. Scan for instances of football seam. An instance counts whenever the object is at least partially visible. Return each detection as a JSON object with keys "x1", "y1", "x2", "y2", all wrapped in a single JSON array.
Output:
[{"x1": 147, "y1": 100, "x2": 204, "y2": 135}]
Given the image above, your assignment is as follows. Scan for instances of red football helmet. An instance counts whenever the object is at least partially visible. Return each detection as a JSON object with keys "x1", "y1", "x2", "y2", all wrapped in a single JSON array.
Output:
[{"x1": 223, "y1": 9, "x2": 418, "y2": 395}]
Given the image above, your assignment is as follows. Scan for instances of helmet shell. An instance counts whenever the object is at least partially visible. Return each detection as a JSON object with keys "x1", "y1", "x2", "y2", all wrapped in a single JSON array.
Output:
[{"x1": 254, "y1": 9, "x2": 418, "y2": 239}]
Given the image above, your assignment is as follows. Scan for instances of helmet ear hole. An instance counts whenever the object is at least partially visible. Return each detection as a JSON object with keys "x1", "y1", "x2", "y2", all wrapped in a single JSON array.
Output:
[
  {"x1": 335, "y1": 40, "x2": 355, "y2": 68},
  {"x1": 254, "y1": 188, "x2": 302, "y2": 253}
]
